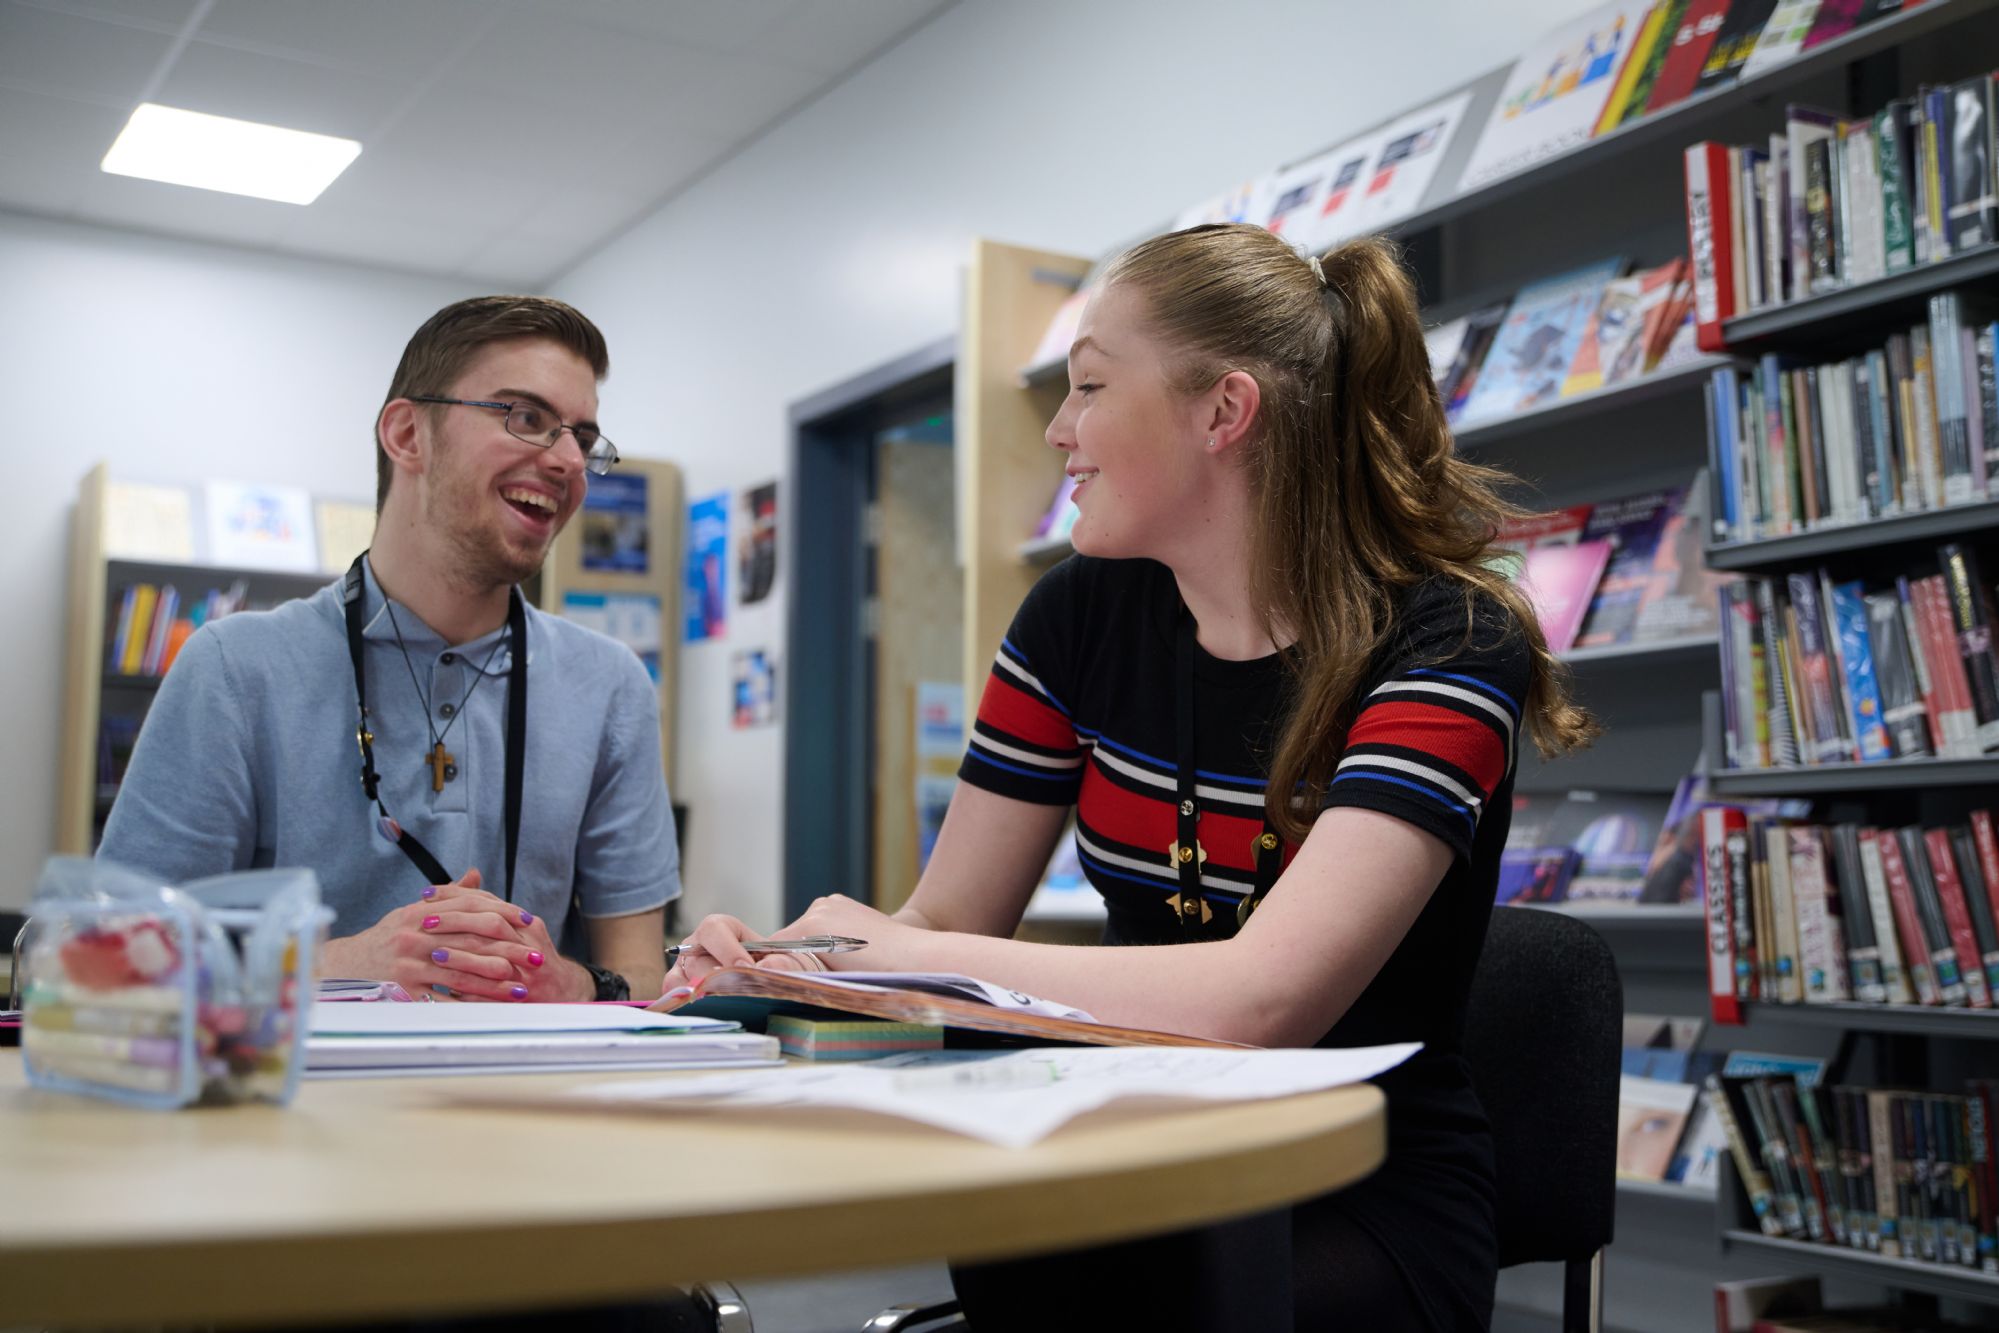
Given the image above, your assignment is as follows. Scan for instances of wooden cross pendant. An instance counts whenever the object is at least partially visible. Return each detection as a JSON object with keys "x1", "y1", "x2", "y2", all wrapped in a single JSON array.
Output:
[{"x1": 428, "y1": 742, "x2": 454, "y2": 793}]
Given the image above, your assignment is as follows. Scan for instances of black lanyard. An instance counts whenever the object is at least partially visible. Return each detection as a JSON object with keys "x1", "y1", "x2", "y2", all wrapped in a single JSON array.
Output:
[
  {"x1": 342, "y1": 554, "x2": 527, "y2": 903},
  {"x1": 1172, "y1": 611, "x2": 1284, "y2": 936}
]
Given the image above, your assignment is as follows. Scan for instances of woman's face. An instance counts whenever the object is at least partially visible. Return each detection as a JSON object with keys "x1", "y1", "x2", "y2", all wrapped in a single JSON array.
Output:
[{"x1": 1045, "y1": 283, "x2": 1208, "y2": 560}]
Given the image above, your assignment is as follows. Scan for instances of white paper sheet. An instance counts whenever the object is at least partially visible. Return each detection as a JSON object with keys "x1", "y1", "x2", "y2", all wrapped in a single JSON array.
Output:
[
  {"x1": 801, "y1": 973, "x2": 1097, "y2": 1022},
  {"x1": 557, "y1": 1043, "x2": 1421, "y2": 1148}
]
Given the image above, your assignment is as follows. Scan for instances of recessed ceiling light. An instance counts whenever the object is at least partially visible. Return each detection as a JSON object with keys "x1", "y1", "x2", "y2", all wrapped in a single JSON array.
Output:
[{"x1": 101, "y1": 103, "x2": 361, "y2": 205}]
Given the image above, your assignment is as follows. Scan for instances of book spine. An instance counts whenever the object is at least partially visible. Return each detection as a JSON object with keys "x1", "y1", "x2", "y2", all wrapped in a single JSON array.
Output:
[
  {"x1": 1973, "y1": 811, "x2": 1999, "y2": 942},
  {"x1": 1871, "y1": 1088, "x2": 1903, "y2": 1256},
  {"x1": 1926, "y1": 826, "x2": 1992, "y2": 1007},
  {"x1": 1980, "y1": 326, "x2": 1999, "y2": 488},
  {"x1": 1867, "y1": 590, "x2": 1934, "y2": 758},
  {"x1": 1685, "y1": 141, "x2": 1737, "y2": 350},
  {"x1": 1753, "y1": 817, "x2": 1778, "y2": 1000},
  {"x1": 1939, "y1": 543, "x2": 1999, "y2": 751},
  {"x1": 1772, "y1": 1079, "x2": 1831, "y2": 1241},
  {"x1": 1705, "y1": 805, "x2": 1749, "y2": 1023},
  {"x1": 1875, "y1": 824, "x2": 1940, "y2": 1004},
  {"x1": 1950, "y1": 825, "x2": 1999, "y2": 999},
  {"x1": 1970, "y1": 1080, "x2": 1999, "y2": 1271},
  {"x1": 1805, "y1": 136, "x2": 1838, "y2": 295},
  {"x1": 1759, "y1": 578, "x2": 1800, "y2": 767},
  {"x1": 1916, "y1": 574, "x2": 1981, "y2": 756},
  {"x1": 1794, "y1": 823, "x2": 1847, "y2": 1002},
  {"x1": 1775, "y1": 823, "x2": 1807, "y2": 999},
  {"x1": 1712, "y1": 1074, "x2": 1783, "y2": 1235},
  {"x1": 1787, "y1": 571, "x2": 1849, "y2": 763},
  {"x1": 1766, "y1": 132, "x2": 1790, "y2": 304},
  {"x1": 1878, "y1": 103, "x2": 1915, "y2": 273},
  {"x1": 1900, "y1": 825, "x2": 1970, "y2": 1005},
  {"x1": 1829, "y1": 578, "x2": 1890, "y2": 761},
  {"x1": 1843, "y1": 824, "x2": 1909, "y2": 1004}
]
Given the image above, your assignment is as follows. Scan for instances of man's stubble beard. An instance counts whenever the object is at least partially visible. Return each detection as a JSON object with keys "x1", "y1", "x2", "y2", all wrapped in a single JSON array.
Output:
[{"x1": 427, "y1": 448, "x2": 554, "y2": 591}]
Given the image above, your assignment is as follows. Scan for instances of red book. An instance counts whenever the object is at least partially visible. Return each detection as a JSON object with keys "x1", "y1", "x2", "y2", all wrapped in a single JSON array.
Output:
[
  {"x1": 1925, "y1": 827, "x2": 1992, "y2": 1007},
  {"x1": 1704, "y1": 805, "x2": 1752, "y2": 1024},
  {"x1": 1684, "y1": 141, "x2": 1739, "y2": 352},
  {"x1": 1876, "y1": 829, "x2": 1939, "y2": 1005},
  {"x1": 1918, "y1": 575, "x2": 1980, "y2": 753},
  {"x1": 1970, "y1": 811, "x2": 1999, "y2": 930},
  {"x1": 1646, "y1": 0, "x2": 1734, "y2": 114}
]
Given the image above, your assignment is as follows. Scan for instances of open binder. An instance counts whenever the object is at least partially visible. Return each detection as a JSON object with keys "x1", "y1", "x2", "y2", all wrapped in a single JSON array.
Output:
[{"x1": 660, "y1": 966, "x2": 1247, "y2": 1049}]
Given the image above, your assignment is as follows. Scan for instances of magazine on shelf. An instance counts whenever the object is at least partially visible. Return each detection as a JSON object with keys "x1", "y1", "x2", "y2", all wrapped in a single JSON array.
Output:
[
  {"x1": 1642, "y1": 0, "x2": 1733, "y2": 117},
  {"x1": 1456, "y1": 257, "x2": 1627, "y2": 422},
  {"x1": 1280, "y1": 136, "x2": 1383, "y2": 253},
  {"x1": 1519, "y1": 539, "x2": 1615, "y2": 653},
  {"x1": 1572, "y1": 488, "x2": 1682, "y2": 649},
  {"x1": 1342, "y1": 89, "x2": 1476, "y2": 236},
  {"x1": 1457, "y1": 0, "x2": 1656, "y2": 193},
  {"x1": 1617, "y1": 1075, "x2": 1703, "y2": 1181},
  {"x1": 1025, "y1": 288, "x2": 1090, "y2": 372}
]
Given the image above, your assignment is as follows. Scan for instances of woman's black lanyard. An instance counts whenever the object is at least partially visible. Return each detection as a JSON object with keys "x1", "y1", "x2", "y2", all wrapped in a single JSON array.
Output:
[
  {"x1": 342, "y1": 553, "x2": 527, "y2": 903},
  {"x1": 1171, "y1": 611, "x2": 1284, "y2": 936}
]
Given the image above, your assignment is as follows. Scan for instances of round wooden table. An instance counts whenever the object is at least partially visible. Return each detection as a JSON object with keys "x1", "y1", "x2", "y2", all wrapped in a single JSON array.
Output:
[{"x1": 0, "y1": 1052, "x2": 1384, "y2": 1326}]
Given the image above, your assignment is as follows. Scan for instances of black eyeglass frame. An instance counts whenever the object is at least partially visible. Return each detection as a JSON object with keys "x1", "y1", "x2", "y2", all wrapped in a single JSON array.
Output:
[{"x1": 407, "y1": 395, "x2": 620, "y2": 475}]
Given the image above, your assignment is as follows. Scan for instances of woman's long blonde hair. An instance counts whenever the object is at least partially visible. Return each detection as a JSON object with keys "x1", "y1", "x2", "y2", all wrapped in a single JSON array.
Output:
[{"x1": 1099, "y1": 224, "x2": 1595, "y2": 844}]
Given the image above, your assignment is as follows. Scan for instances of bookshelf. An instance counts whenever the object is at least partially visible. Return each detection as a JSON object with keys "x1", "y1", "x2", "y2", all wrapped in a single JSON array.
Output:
[
  {"x1": 61, "y1": 460, "x2": 683, "y2": 855},
  {"x1": 1737, "y1": 1000, "x2": 1999, "y2": 1041},
  {"x1": 948, "y1": 5, "x2": 1999, "y2": 1328}
]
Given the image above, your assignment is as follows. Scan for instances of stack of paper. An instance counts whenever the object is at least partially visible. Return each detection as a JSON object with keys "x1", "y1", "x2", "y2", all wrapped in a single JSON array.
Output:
[{"x1": 306, "y1": 1002, "x2": 780, "y2": 1078}]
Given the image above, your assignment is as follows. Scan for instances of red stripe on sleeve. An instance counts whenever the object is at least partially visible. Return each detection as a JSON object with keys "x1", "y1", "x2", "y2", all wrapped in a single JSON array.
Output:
[
  {"x1": 977, "y1": 671, "x2": 1081, "y2": 753},
  {"x1": 1346, "y1": 699, "x2": 1506, "y2": 796}
]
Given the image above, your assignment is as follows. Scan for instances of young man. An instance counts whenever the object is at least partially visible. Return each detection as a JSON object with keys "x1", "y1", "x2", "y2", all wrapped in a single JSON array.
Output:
[{"x1": 99, "y1": 296, "x2": 675, "y2": 1002}]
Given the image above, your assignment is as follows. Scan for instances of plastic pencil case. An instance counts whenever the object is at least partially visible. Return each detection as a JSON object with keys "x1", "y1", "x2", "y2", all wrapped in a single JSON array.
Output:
[{"x1": 19, "y1": 857, "x2": 330, "y2": 1109}]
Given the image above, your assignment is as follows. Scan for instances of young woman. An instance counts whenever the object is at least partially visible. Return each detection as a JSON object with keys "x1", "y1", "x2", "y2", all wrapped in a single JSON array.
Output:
[{"x1": 667, "y1": 223, "x2": 1594, "y2": 1329}]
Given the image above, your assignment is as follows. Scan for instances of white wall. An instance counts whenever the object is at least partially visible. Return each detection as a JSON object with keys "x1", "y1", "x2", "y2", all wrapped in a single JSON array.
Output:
[
  {"x1": 552, "y1": 0, "x2": 1600, "y2": 931},
  {"x1": 0, "y1": 211, "x2": 476, "y2": 907}
]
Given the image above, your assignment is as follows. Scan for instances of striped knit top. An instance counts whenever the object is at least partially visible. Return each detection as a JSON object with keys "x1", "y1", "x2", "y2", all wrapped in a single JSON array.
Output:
[{"x1": 959, "y1": 555, "x2": 1528, "y2": 1062}]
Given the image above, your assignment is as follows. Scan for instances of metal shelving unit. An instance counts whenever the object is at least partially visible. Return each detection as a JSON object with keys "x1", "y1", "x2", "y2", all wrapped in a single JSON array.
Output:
[
  {"x1": 1708, "y1": 756, "x2": 1999, "y2": 797},
  {"x1": 1706, "y1": 499, "x2": 1999, "y2": 573}
]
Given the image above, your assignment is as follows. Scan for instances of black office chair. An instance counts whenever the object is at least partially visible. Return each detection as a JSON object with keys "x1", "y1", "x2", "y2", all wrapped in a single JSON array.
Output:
[
  {"x1": 865, "y1": 903, "x2": 1623, "y2": 1333},
  {"x1": 1462, "y1": 904, "x2": 1623, "y2": 1333}
]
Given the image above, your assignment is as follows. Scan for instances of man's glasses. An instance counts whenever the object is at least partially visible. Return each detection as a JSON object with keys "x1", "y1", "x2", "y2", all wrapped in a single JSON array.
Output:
[{"x1": 409, "y1": 396, "x2": 619, "y2": 476}]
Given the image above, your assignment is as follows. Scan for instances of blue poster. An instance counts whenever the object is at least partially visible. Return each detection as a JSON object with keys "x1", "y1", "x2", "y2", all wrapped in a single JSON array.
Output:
[
  {"x1": 684, "y1": 492, "x2": 728, "y2": 642},
  {"x1": 580, "y1": 472, "x2": 649, "y2": 573}
]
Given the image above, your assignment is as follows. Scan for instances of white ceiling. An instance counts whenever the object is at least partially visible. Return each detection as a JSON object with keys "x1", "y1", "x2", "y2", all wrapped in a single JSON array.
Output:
[{"x1": 0, "y1": 0, "x2": 953, "y2": 285}]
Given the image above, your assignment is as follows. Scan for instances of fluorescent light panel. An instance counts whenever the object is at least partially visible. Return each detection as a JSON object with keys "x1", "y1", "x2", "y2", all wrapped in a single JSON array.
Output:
[{"x1": 102, "y1": 103, "x2": 361, "y2": 205}]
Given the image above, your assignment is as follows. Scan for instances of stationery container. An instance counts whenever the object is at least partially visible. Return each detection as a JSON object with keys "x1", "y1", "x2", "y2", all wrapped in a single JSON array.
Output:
[{"x1": 18, "y1": 857, "x2": 328, "y2": 1108}]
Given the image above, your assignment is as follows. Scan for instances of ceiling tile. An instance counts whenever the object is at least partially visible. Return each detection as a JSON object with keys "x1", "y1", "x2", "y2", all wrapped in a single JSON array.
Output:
[
  {"x1": 433, "y1": 13, "x2": 713, "y2": 127},
  {"x1": 151, "y1": 37, "x2": 407, "y2": 140},
  {"x1": 273, "y1": 202, "x2": 494, "y2": 277},
  {"x1": 193, "y1": 0, "x2": 490, "y2": 80},
  {"x1": 69, "y1": 168, "x2": 298, "y2": 247},
  {"x1": 453, "y1": 228, "x2": 582, "y2": 289},
  {"x1": 755, "y1": 0, "x2": 948, "y2": 75},
  {"x1": 0, "y1": 1, "x2": 172, "y2": 104},
  {"x1": 9, "y1": 0, "x2": 191, "y2": 36},
  {"x1": 0, "y1": 84, "x2": 127, "y2": 213},
  {"x1": 621, "y1": 53, "x2": 820, "y2": 142},
  {"x1": 539, "y1": 0, "x2": 799, "y2": 53}
]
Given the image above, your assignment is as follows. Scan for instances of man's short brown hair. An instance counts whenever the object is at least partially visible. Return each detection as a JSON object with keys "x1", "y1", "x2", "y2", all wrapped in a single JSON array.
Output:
[{"x1": 376, "y1": 295, "x2": 610, "y2": 511}]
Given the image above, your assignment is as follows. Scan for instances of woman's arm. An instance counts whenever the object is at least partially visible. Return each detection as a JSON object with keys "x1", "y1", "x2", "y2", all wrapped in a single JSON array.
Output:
[
  {"x1": 768, "y1": 805, "x2": 1451, "y2": 1048},
  {"x1": 893, "y1": 784, "x2": 1070, "y2": 936}
]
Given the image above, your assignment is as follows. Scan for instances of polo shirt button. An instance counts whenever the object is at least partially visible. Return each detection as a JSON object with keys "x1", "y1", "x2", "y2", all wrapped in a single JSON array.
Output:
[
  {"x1": 443, "y1": 763, "x2": 458, "y2": 781},
  {"x1": 440, "y1": 703, "x2": 455, "y2": 718},
  {"x1": 441, "y1": 652, "x2": 456, "y2": 664}
]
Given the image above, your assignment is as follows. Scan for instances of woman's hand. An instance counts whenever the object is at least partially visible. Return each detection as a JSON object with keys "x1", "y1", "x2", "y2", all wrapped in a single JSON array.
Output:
[
  {"x1": 658, "y1": 896, "x2": 923, "y2": 994},
  {"x1": 416, "y1": 869, "x2": 595, "y2": 1001}
]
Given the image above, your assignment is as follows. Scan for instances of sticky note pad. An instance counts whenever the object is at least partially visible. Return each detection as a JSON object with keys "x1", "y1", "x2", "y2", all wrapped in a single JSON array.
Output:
[{"x1": 767, "y1": 1015, "x2": 943, "y2": 1061}]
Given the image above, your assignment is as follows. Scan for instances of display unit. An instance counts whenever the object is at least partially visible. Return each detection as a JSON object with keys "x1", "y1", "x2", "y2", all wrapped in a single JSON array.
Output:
[{"x1": 60, "y1": 459, "x2": 683, "y2": 856}]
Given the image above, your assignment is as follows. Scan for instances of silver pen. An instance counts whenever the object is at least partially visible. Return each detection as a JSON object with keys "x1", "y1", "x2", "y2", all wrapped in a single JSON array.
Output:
[{"x1": 665, "y1": 934, "x2": 867, "y2": 971}]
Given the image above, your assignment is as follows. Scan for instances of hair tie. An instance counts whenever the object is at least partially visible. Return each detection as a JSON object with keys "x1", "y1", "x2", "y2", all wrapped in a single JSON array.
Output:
[{"x1": 1307, "y1": 254, "x2": 1327, "y2": 288}]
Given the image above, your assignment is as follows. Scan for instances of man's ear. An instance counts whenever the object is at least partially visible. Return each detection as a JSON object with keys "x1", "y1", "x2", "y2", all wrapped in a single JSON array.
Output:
[
  {"x1": 1205, "y1": 369, "x2": 1262, "y2": 454},
  {"x1": 377, "y1": 399, "x2": 427, "y2": 483}
]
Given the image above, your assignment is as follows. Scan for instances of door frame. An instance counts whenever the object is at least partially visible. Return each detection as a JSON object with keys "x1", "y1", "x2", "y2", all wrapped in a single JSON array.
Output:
[{"x1": 783, "y1": 336, "x2": 954, "y2": 921}]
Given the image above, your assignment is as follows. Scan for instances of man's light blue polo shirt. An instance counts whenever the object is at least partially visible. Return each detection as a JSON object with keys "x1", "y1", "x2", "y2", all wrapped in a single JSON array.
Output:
[{"x1": 99, "y1": 561, "x2": 679, "y2": 940}]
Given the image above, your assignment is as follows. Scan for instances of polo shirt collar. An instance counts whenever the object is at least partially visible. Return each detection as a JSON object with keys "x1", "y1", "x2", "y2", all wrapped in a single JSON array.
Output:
[{"x1": 353, "y1": 557, "x2": 525, "y2": 675}]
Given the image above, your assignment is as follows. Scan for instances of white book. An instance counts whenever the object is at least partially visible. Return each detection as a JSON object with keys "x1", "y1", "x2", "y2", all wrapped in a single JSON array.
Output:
[
  {"x1": 1741, "y1": 0, "x2": 1824, "y2": 79},
  {"x1": 1766, "y1": 825, "x2": 1806, "y2": 1004}
]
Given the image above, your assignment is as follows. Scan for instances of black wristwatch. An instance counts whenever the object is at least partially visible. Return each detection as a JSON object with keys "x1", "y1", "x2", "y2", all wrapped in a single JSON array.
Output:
[{"x1": 581, "y1": 961, "x2": 630, "y2": 1001}]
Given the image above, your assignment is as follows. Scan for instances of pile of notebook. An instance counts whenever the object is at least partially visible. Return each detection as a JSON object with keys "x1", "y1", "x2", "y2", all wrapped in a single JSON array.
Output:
[{"x1": 305, "y1": 1000, "x2": 779, "y2": 1077}]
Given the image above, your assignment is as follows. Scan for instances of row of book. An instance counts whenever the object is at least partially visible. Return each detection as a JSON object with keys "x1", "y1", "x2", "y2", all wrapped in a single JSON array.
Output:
[
  {"x1": 1501, "y1": 772, "x2": 1806, "y2": 906},
  {"x1": 1706, "y1": 295, "x2": 1999, "y2": 544},
  {"x1": 1699, "y1": 809, "x2": 1999, "y2": 1022},
  {"x1": 1429, "y1": 255, "x2": 1700, "y2": 427},
  {"x1": 106, "y1": 580, "x2": 249, "y2": 679},
  {"x1": 1168, "y1": 0, "x2": 1924, "y2": 264},
  {"x1": 1713, "y1": 1066, "x2": 1999, "y2": 1272},
  {"x1": 1617, "y1": 1019, "x2": 1813, "y2": 1188},
  {"x1": 1686, "y1": 75, "x2": 1999, "y2": 346},
  {"x1": 1495, "y1": 484, "x2": 1727, "y2": 653},
  {"x1": 1716, "y1": 547, "x2": 1999, "y2": 772}
]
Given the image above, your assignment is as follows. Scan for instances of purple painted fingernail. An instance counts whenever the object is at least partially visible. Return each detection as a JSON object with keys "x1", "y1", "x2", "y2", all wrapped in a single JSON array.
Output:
[
  {"x1": 509, "y1": 984, "x2": 528, "y2": 1000},
  {"x1": 518, "y1": 911, "x2": 534, "y2": 926},
  {"x1": 422, "y1": 915, "x2": 441, "y2": 930},
  {"x1": 421, "y1": 885, "x2": 437, "y2": 900},
  {"x1": 527, "y1": 951, "x2": 544, "y2": 968},
  {"x1": 430, "y1": 948, "x2": 449, "y2": 964}
]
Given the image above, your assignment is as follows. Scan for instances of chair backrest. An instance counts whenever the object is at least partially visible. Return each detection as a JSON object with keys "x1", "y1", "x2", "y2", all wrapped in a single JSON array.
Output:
[{"x1": 1461, "y1": 905, "x2": 1622, "y2": 1270}]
